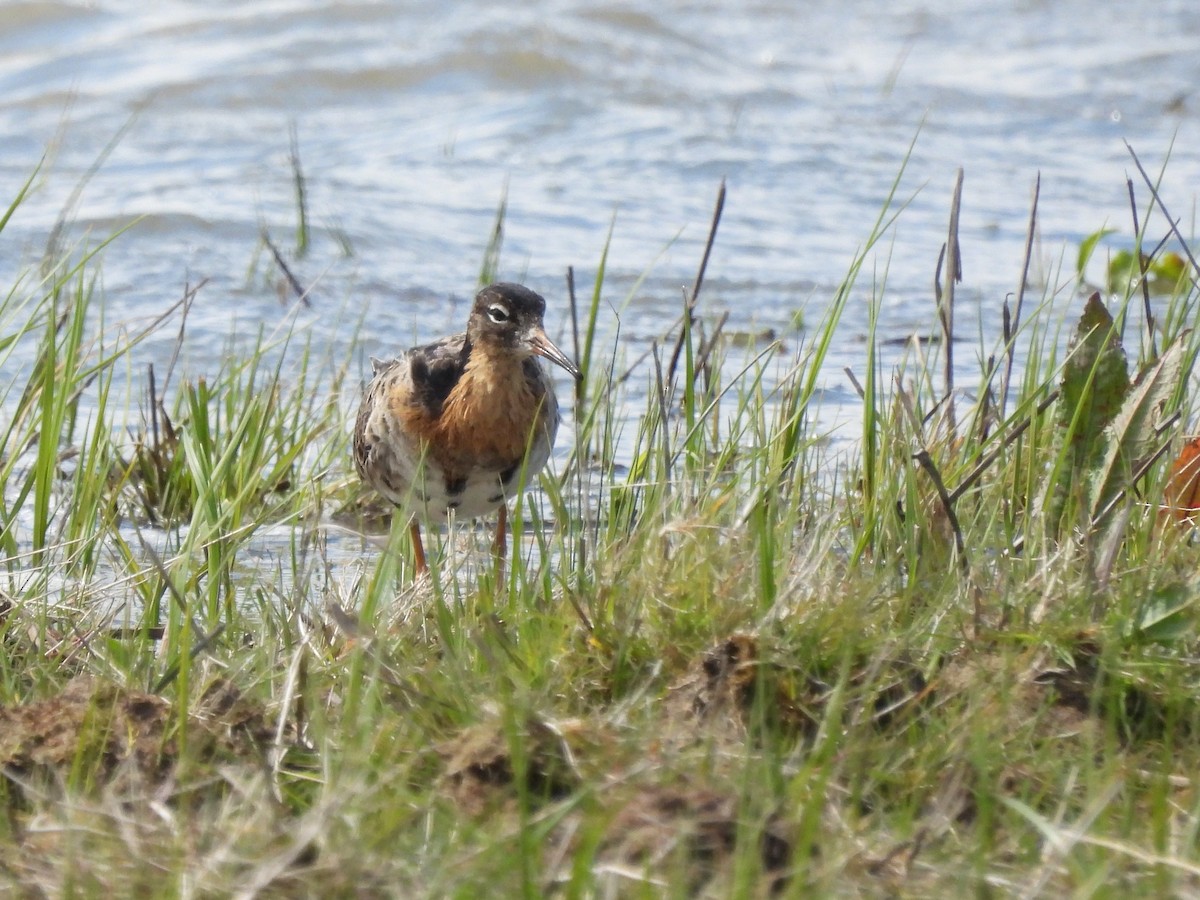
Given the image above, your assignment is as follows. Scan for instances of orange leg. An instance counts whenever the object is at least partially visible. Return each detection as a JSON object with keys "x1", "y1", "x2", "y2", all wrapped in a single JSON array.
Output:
[
  {"x1": 492, "y1": 504, "x2": 508, "y2": 565},
  {"x1": 409, "y1": 520, "x2": 429, "y2": 576}
]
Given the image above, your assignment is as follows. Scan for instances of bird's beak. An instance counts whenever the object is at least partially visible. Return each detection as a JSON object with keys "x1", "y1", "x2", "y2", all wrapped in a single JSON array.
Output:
[{"x1": 528, "y1": 327, "x2": 583, "y2": 381}]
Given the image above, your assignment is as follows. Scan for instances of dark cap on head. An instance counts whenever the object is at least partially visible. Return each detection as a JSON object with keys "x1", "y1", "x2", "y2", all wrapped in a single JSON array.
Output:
[{"x1": 474, "y1": 282, "x2": 546, "y2": 317}]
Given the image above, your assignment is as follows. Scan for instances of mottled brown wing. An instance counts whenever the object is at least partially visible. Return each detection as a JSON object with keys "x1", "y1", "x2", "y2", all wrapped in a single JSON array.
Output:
[
  {"x1": 407, "y1": 332, "x2": 470, "y2": 419},
  {"x1": 353, "y1": 361, "x2": 395, "y2": 480}
]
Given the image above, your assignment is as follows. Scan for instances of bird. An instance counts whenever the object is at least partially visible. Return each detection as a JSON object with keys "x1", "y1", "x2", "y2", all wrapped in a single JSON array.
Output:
[{"x1": 353, "y1": 282, "x2": 582, "y2": 576}]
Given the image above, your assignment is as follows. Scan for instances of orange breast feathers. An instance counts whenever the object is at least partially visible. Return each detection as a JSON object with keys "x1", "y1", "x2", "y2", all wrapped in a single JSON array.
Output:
[{"x1": 393, "y1": 350, "x2": 550, "y2": 478}]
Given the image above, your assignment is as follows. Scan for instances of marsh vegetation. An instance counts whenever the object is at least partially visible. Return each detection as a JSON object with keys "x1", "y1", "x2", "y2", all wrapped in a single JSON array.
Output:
[{"x1": 3, "y1": 152, "x2": 1200, "y2": 896}]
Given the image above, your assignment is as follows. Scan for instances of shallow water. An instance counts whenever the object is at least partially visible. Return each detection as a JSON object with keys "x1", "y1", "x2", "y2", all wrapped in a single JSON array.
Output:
[{"x1": 2, "y1": 1, "x2": 1199, "y2": 524}]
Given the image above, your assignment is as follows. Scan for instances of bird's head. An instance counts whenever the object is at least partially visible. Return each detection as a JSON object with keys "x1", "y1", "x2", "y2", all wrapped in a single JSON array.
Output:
[{"x1": 469, "y1": 282, "x2": 582, "y2": 380}]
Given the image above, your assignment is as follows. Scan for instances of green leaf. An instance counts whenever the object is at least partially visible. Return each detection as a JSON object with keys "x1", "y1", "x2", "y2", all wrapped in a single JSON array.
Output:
[
  {"x1": 1089, "y1": 336, "x2": 1184, "y2": 520},
  {"x1": 1088, "y1": 338, "x2": 1185, "y2": 571},
  {"x1": 1107, "y1": 249, "x2": 1191, "y2": 297},
  {"x1": 1151, "y1": 251, "x2": 1188, "y2": 288},
  {"x1": 1077, "y1": 226, "x2": 1117, "y2": 283},
  {"x1": 1131, "y1": 583, "x2": 1196, "y2": 644},
  {"x1": 1105, "y1": 248, "x2": 1141, "y2": 295},
  {"x1": 1045, "y1": 292, "x2": 1131, "y2": 539}
]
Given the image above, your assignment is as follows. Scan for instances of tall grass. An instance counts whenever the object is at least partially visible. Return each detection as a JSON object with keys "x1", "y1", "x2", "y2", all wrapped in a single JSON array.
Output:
[{"x1": 2, "y1": 151, "x2": 1200, "y2": 897}]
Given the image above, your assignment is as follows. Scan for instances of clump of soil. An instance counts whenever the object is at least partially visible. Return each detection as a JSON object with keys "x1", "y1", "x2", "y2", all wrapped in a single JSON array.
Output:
[
  {"x1": 434, "y1": 639, "x2": 803, "y2": 893},
  {"x1": 439, "y1": 716, "x2": 584, "y2": 816},
  {"x1": 596, "y1": 785, "x2": 792, "y2": 895},
  {"x1": 0, "y1": 676, "x2": 278, "y2": 796},
  {"x1": 0, "y1": 678, "x2": 174, "y2": 787},
  {"x1": 666, "y1": 632, "x2": 927, "y2": 747},
  {"x1": 1027, "y1": 634, "x2": 1179, "y2": 739},
  {"x1": 665, "y1": 633, "x2": 802, "y2": 745}
]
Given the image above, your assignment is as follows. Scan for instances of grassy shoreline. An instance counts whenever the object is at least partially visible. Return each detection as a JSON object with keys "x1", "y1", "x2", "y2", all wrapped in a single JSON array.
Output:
[{"x1": 3, "y1": 159, "x2": 1200, "y2": 896}]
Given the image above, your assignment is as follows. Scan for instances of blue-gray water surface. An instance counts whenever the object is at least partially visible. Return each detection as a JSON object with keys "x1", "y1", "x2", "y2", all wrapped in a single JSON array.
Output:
[{"x1": 2, "y1": 0, "x2": 1199, "y2": 477}]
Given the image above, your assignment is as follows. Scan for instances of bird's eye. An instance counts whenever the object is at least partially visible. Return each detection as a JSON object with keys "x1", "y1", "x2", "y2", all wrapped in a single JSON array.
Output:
[{"x1": 487, "y1": 304, "x2": 512, "y2": 324}]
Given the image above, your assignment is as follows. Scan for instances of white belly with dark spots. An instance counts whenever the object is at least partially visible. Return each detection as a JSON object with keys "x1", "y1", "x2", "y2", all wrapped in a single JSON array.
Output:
[
  {"x1": 360, "y1": 404, "x2": 559, "y2": 524},
  {"x1": 356, "y1": 353, "x2": 561, "y2": 524}
]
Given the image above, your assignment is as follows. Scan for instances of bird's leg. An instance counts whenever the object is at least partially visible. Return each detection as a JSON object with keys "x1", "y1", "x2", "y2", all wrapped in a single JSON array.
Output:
[
  {"x1": 492, "y1": 504, "x2": 508, "y2": 574},
  {"x1": 409, "y1": 520, "x2": 429, "y2": 576}
]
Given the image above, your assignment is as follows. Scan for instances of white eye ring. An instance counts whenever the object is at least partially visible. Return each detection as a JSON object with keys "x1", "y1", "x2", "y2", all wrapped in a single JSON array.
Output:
[{"x1": 487, "y1": 304, "x2": 511, "y2": 324}]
